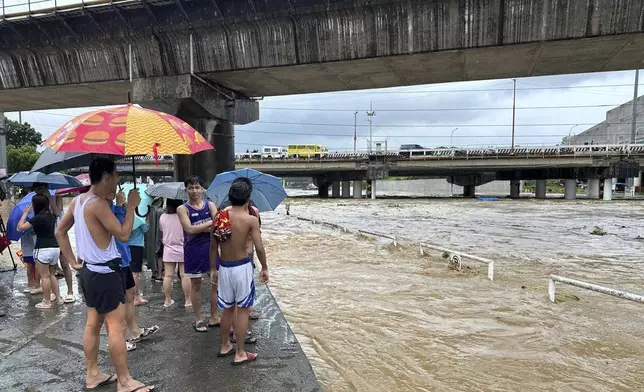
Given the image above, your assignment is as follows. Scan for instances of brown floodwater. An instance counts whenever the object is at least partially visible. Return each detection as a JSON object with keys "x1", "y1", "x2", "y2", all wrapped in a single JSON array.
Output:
[{"x1": 262, "y1": 197, "x2": 644, "y2": 392}]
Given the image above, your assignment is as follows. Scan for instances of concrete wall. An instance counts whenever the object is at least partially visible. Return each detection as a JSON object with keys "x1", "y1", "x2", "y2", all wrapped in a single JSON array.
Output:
[
  {"x1": 377, "y1": 178, "x2": 522, "y2": 197},
  {"x1": 569, "y1": 95, "x2": 644, "y2": 145}
]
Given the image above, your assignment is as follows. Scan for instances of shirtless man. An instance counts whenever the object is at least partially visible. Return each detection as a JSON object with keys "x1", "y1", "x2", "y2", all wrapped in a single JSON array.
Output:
[
  {"x1": 55, "y1": 158, "x2": 154, "y2": 392},
  {"x1": 177, "y1": 175, "x2": 219, "y2": 332},
  {"x1": 211, "y1": 177, "x2": 268, "y2": 365}
]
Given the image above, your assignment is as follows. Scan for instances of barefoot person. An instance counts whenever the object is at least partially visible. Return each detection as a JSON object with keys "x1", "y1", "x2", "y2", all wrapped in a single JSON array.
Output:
[
  {"x1": 160, "y1": 199, "x2": 190, "y2": 308},
  {"x1": 177, "y1": 176, "x2": 219, "y2": 332},
  {"x1": 18, "y1": 195, "x2": 62, "y2": 309},
  {"x1": 211, "y1": 177, "x2": 269, "y2": 365},
  {"x1": 55, "y1": 158, "x2": 154, "y2": 392}
]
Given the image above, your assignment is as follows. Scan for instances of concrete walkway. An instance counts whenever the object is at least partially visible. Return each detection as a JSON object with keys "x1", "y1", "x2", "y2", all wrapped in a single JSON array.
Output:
[{"x1": 0, "y1": 268, "x2": 321, "y2": 392}]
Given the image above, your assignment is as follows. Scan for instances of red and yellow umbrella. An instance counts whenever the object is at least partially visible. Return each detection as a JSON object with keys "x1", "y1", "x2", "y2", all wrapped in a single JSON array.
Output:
[{"x1": 43, "y1": 104, "x2": 213, "y2": 158}]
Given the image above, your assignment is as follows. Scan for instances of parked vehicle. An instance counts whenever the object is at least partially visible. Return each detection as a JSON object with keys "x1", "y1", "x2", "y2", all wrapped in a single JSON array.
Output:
[
  {"x1": 287, "y1": 144, "x2": 328, "y2": 158},
  {"x1": 261, "y1": 146, "x2": 287, "y2": 159}
]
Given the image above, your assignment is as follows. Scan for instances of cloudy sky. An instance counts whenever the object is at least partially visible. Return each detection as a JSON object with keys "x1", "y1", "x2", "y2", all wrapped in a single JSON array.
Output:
[{"x1": 4, "y1": 70, "x2": 641, "y2": 153}]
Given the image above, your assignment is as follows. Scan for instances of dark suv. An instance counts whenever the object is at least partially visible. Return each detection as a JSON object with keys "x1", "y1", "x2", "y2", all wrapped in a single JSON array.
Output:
[{"x1": 399, "y1": 144, "x2": 424, "y2": 157}]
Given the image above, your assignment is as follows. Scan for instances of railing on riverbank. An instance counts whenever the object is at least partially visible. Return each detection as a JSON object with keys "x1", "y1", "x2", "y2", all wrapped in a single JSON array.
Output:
[
  {"x1": 293, "y1": 214, "x2": 494, "y2": 281},
  {"x1": 548, "y1": 275, "x2": 644, "y2": 303}
]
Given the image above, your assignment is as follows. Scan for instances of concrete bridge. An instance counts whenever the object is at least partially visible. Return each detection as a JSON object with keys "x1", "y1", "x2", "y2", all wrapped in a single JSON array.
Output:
[
  {"x1": 2, "y1": 0, "x2": 644, "y2": 183},
  {"x1": 97, "y1": 144, "x2": 644, "y2": 199}
]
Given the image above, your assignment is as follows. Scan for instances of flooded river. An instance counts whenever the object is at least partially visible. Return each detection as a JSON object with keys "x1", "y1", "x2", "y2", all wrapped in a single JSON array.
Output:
[{"x1": 262, "y1": 196, "x2": 644, "y2": 391}]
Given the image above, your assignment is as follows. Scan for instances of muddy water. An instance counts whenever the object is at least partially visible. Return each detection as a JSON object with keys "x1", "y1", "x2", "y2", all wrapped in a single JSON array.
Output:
[{"x1": 262, "y1": 197, "x2": 644, "y2": 391}]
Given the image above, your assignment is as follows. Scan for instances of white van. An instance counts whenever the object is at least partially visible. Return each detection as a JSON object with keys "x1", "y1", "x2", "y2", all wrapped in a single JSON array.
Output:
[{"x1": 261, "y1": 146, "x2": 287, "y2": 159}]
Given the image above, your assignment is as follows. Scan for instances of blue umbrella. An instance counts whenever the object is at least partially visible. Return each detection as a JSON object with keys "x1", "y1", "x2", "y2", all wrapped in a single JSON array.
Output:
[
  {"x1": 119, "y1": 183, "x2": 153, "y2": 230},
  {"x1": 7, "y1": 190, "x2": 56, "y2": 241},
  {"x1": 206, "y1": 168, "x2": 287, "y2": 212},
  {"x1": 8, "y1": 171, "x2": 83, "y2": 190}
]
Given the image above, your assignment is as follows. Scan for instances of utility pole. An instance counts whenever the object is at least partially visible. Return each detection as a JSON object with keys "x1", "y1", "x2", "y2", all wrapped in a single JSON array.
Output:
[
  {"x1": 0, "y1": 114, "x2": 6, "y2": 177},
  {"x1": 366, "y1": 101, "x2": 376, "y2": 153},
  {"x1": 18, "y1": 111, "x2": 22, "y2": 124},
  {"x1": 511, "y1": 79, "x2": 516, "y2": 151},
  {"x1": 353, "y1": 111, "x2": 358, "y2": 152},
  {"x1": 631, "y1": 69, "x2": 639, "y2": 143}
]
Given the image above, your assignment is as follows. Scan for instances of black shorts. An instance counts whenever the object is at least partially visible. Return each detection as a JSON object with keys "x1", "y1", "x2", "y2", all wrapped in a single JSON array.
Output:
[
  {"x1": 122, "y1": 266, "x2": 136, "y2": 290},
  {"x1": 129, "y1": 246, "x2": 144, "y2": 273},
  {"x1": 79, "y1": 265, "x2": 125, "y2": 315}
]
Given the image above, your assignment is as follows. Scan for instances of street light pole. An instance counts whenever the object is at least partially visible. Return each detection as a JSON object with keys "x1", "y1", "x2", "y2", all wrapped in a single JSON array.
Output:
[
  {"x1": 353, "y1": 111, "x2": 358, "y2": 152},
  {"x1": 450, "y1": 127, "x2": 459, "y2": 147},
  {"x1": 511, "y1": 79, "x2": 516, "y2": 151},
  {"x1": 631, "y1": 69, "x2": 639, "y2": 144},
  {"x1": 366, "y1": 101, "x2": 376, "y2": 153},
  {"x1": 568, "y1": 124, "x2": 579, "y2": 145}
]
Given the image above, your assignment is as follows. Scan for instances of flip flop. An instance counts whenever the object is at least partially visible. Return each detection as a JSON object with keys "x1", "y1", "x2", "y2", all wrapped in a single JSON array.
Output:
[
  {"x1": 232, "y1": 352, "x2": 257, "y2": 366},
  {"x1": 130, "y1": 325, "x2": 160, "y2": 343},
  {"x1": 230, "y1": 333, "x2": 257, "y2": 344},
  {"x1": 124, "y1": 385, "x2": 155, "y2": 392},
  {"x1": 35, "y1": 302, "x2": 52, "y2": 309},
  {"x1": 134, "y1": 299, "x2": 149, "y2": 306},
  {"x1": 163, "y1": 300, "x2": 175, "y2": 308},
  {"x1": 85, "y1": 374, "x2": 117, "y2": 390},
  {"x1": 193, "y1": 320, "x2": 208, "y2": 333},
  {"x1": 217, "y1": 346, "x2": 235, "y2": 357},
  {"x1": 208, "y1": 321, "x2": 220, "y2": 328},
  {"x1": 64, "y1": 295, "x2": 76, "y2": 303}
]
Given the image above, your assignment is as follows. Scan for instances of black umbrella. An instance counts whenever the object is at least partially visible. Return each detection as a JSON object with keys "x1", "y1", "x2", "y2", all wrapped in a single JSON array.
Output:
[{"x1": 31, "y1": 149, "x2": 119, "y2": 174}]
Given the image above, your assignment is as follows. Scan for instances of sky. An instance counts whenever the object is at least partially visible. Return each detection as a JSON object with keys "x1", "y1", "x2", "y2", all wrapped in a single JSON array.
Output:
[{"x1": 4, "y1": 70, "x2": 642, "y2": 153}]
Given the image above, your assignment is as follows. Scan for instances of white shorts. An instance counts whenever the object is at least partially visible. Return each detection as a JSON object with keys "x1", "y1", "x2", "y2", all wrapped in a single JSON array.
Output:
[
  {"x1": 217, "y1": 256, "x2": 255, "y2": 309},
  {"x1": 34, "y1": 248, "x2": 60, "y2": 266}
]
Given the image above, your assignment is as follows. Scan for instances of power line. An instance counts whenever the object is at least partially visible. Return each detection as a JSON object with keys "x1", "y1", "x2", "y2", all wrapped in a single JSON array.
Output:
[
  {"x1": 247, "y1": 121, "x2": 617, "y2": 128},
  {"x1": 259, "y1": 103, "x2": 643, "y2": 112}
]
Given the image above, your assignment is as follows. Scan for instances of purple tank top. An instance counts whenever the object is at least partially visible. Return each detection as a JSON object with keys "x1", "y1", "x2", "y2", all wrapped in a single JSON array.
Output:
[{"x1": 183, "y1": 201, "x2": 212, "y2": 249}]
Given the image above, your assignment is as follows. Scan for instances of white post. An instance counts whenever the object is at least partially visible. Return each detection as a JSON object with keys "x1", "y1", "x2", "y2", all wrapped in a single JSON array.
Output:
[
  {"x1": 548, "y1": 277, "x2": 556, "y2": 302},
  {"x1": 487, "y1": 261, "x2": 494, "y2": 281},
  {"x1": 549, "y1": 275, "x2": 644, "y2": 303}
]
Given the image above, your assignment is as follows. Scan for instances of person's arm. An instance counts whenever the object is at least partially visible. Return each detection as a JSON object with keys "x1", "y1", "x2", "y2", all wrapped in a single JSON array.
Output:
[
  {"x1": 249, "y1": 217, "x2": 268, "y2": 283},
  {"x1": 209, "y1": 230, "x2": 218, "y2": 285},
  {"x1": 17, "y1": 205, "x2": 33, "y2": 232},
  {"x1": 177, "y1": 205, "x2": 212, "y2": 234},
  {"x1": 55, "y1": 198, "x2": 82, "y2": 270},
  {"x1": 48, "y1": 194, "x2": 61, "y2": 217},
  {"x1": 89, "y1": 189, "x2": 140, "y2": 242}
]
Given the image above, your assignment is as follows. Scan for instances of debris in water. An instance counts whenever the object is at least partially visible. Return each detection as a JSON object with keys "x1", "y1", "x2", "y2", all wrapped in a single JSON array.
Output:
[{"x1": 590, "y1": 226, "x2": 607, "y2": 236}]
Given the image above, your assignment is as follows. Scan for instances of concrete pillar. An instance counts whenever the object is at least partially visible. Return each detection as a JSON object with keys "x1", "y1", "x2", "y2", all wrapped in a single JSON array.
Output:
[
  {"x1": 371, "y1": 180, "x2": 377, "y2": 199},
  {"x1": 564, "y1": 179, "x2": 577, "y2": 200},
  {"x1": 0, "y1": 114, "x2": 7, "y2": 175},
  {"x1": 331, "y1": 182, "x2": 340, "y2": 198},
  {"x1": 318, "y1": 183, "x2": 329, "y2": 198},
  {"x1": 341, "y1": 181, "x2": 351, "y2": 198},
  {"x1": 535, "y1": 180, "x2": 547, "y2": 199},
  {"x1": 587, "y1": 179, "x2": 600, "y2": 199},
  {"x1": 353, "y1": 180, "x2": 362, "y2": 199},
  {"x1": 603, "y1": 178, "x2": 613, "y2": 201},
  {"x1": 510, "y1": 180, "x2": 521, "y2": 199},
  {"x1": 463, "y1": 185, "x2": 475, "y2": 198}
]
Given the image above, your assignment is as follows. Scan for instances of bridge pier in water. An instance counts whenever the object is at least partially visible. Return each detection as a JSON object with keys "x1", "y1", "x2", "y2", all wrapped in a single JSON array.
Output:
[
  {"x1": 341, "y1": 181, "x2": 351, "y2": 198},
  {"x1": 331, "y1": 182, "x2": 341, "y2": 198},
  {"x1": 463, "y1": 185, "x2": 476, "y2": 198},
  {"x1": 587, "y1": 178, "x2": 601, "y2": 199},
  {"x1": 353, "y1": 180, "x2": 362, "y2": 198},
  {"x1": 510, "y1": 180, "x2": 521, "y2": 199},
  {"x1": 535, "y1": 180, "x2": 547, "y2": 199},
  {"x1": 133, "y1": 75, "x2": 259, "y2": 185},
  {"x1": 603, "y1": 179, "x2": 613, "y2": 201},
  {"x1": 564, "y1": 179, "x2": 577, "y2": 200}
]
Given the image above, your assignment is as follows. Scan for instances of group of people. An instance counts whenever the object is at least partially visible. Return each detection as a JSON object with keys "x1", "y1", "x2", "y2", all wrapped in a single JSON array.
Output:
[{"x1": 19, "y1": 157, "x2": 269, "y2": 391}]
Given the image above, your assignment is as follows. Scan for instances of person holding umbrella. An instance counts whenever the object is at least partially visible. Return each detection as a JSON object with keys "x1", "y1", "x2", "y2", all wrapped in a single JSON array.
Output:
[{"x1": 55, "y1": 158, "x2": 154, "y2": 392}]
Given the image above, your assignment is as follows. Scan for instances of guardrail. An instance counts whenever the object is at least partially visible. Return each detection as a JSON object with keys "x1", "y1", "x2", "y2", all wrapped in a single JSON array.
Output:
[
  {"x1": 234, "y1": 144, "x2": 644, "y2": 164},
  {"x1": 548, "y1": 275, "x2": 644, "y2": 303},
  {"x1": 1, "y1": 0, "x2": 130, "y2": 19},
  {"x1": 293, "y1": 213, "x2": 495, "y2": 281}
]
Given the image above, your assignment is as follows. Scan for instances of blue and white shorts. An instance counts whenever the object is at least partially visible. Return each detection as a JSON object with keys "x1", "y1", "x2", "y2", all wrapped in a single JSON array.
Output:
[{"x1": 217, "y1": 256, "x2": 255, "y2": 309}]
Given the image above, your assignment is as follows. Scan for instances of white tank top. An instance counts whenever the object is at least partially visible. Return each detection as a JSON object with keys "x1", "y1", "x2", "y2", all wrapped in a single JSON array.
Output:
[{"x1": 73, "y1": 194, "x2": 120, "y2": 274}]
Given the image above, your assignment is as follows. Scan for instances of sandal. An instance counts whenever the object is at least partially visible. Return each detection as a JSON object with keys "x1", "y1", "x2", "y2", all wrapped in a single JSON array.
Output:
[
  {"x1": 35, "y1": 302, "x2": 52, "y2": 309},
  {"x1": 85, "y1": 374, "x2": 117, "y2": 390},
  {"x1": 231, "y1": 331, "x2": 257, "y2": 344},
  {"x1": 107, "y1": 341, "x2": 137, "y2": 352},
  {"x1": 130, "y1": 325, "x2": 160, "y2": 343},
  {"x1": 217, "y1": 346, "x2": 235, "y2": 357},
  {"x1": 193, "y1": 320, "x2": 208, "y2": 333},
  {"x1": 232, "y1": 352, "x2": 257, "y2": 366},
  {"x1": 64, "y1": 295, "x2": 76, "y2": 303},
  {"x1": 124, "y1": 384, "x2": 155, "y2": 392}
]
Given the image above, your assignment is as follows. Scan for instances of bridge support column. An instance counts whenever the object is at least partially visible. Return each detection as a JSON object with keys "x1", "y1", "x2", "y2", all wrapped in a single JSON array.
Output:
[
  {"x1": 353, "y1": 181, "x2": 362, "y2": 198},
  {"x1": 341, "y1": 181, "x2": 351, "y2": 198},
  {"x1": 331, "y1": 182, "x2": 340, "y2": 198},
  {"x1": 318, "y1": 183, "x2": 329, "y2": 198},
  {"x1": 371, "y1": 180, "x2": 377, "y2": 200},
  {"x1": 535, "y1": 180, "x2": 547, "y2": 199},
  {"x1": 603, "y1": 178, "x2": 613, "y2": 201},
  {"x1": 587, "y1": 178, "x2": 600, "y2": 199},
  {"x1": 564, "y1": 179, "x2": 577, "y2": 200},
  {"x1": 463, "y1": 185, "x2": 475, "y2": 198},
  {"x1": 510, "y1": 180, "x2": 521, "y2": 199}
]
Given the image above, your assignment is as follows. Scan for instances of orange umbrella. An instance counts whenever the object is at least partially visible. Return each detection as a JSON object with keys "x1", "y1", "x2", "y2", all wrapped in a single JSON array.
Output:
[{"x1": 43, "y1": 104, "x2": 213, "y2": 159}]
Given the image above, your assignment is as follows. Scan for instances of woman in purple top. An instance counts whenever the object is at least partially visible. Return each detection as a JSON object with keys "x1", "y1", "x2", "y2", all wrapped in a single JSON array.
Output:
[{"x1": 177, "y1": 175, "x2": 219, "y2": 333}]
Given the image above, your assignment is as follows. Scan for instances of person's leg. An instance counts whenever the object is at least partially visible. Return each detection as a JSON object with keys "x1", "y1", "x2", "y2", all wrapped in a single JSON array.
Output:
[
  {"x1": 179, "y1": 264, "x2": 191, "y2": 307},
  {"x1": 29, "y1": 263, "x2": 42, "y2": 294},
  {"x1": 26, "y1": 263, "x2": 35, "y2": 290},
  {"x1": 105, "y1": 304, "x2": 154, "y2": 392},
  {"x1": 84, "y1": 308, "x2": 113, "y2": 389},
  {"x1": 233, "y1": 306, "x2": 254, "y2": 363},
  {"x1": 58, "y1": 253, "x2": 75, "y2": 299},
  {"x1": 163, "y1": 262, "x2": 176, "y2": 307},
  {"x1": 208, "y1": 275, "x2": 220, "y2": 326},
  {"x1": 133, "y1": 271, "x2": 145, "y2": 305},
  {"x1": 190, "y1": 277, "x2": 207, "y2": 331},
  {"x1": 155, "y1": 256, "x2": 164, "y2": 280},
  {"x1": 219, "y1": 307, "x2": 235, "y2": 355},
  {"x1": 125, "y1": 287, "x2": 141, "y2": 338},
  {"x1": 35, "y1": 261, "x2": 52, "y2": 307},
  {"x1": 49, "y1": 265, "x2": 62, "y2": 304}
]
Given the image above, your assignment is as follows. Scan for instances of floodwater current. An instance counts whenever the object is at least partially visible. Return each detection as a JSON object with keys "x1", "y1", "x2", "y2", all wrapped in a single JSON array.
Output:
[{"x1": 262, "y1": 194, "x2": 644, "y2": 391}]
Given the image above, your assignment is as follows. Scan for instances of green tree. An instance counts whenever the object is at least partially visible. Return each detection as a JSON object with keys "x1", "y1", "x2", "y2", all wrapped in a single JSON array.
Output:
[
  {"x1": 4, "y1": 117, "x2": 42, "y2": 147},
  {"x1": 7, "y1": 145, "x2": 40, "y2": 173}
]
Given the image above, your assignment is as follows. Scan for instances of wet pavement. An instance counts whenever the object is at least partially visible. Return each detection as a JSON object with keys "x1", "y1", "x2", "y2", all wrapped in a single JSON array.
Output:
[{"x1": 0, "y1": 269, "x2": 321, "y2": 392}]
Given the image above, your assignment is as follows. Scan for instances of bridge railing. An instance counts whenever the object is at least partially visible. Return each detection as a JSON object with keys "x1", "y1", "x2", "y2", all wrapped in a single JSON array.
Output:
[
  {"x1": 549, "y1": 275, "x2": 644, "y2": 303},
  {"x1": 1, "y1": 0, "x2": 129, "y2": 19},
  {"x1": 232, "y1": 144, "x2": 644, "y2": 164}
]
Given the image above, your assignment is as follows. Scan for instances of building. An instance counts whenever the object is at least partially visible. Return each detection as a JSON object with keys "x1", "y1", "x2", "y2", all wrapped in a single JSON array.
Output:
[{"x1": 566, "y1": 95, "x2": 644, "y2": 145}]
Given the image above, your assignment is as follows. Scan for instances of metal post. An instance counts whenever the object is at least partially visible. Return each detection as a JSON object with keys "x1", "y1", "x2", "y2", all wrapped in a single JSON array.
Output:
[
  {"x1": 353, "y1": 111, "x2": 358, "y2": 152},
  {"x1": 366, "y1": 101, "x2": 375, "y2": 153},
  {"x1": 189, "y1": 33, "x2": 194, "y2": 75},
  {"x1": 549, "y1": 275, "x2": 644, "y2": 303},
  {"x1": 568, "y1": 124, "x2": 579, "y2": 145},
  {"x1": 631, "y1": 69, "x2": 639, "y2": 143},
  {"x1": 450, "y1": 127, "x2": 458, "y2": 147},
  {"x1": 128, "y1": 44, "x2": 132, "y2": 82},
  {"x1": 0, "y1": 114, "x2": 7, "y2": 176},
  {"x1": 511, "y1": 79, "x2": 516, "y2": 151}
]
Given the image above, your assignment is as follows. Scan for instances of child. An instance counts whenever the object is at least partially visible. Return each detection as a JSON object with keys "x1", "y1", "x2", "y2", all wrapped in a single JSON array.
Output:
[
  {"x1": 160, "y1": 199, "x2": 190, "y2": 307},
  {"x1": 20, "y1": 231, "x2": 41, "y2": 294}
]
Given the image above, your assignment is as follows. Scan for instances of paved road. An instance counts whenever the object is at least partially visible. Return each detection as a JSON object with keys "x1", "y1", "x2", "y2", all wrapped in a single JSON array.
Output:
[{"x1": 0, "y1": 269, "x2": 321, "y2": 392}]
